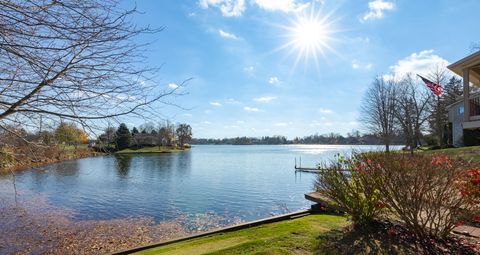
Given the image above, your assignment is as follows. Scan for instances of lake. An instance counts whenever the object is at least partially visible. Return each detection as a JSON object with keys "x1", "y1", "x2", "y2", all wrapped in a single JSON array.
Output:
[{"x1": 0, "y1": 145, "x2": 389, "y2": 225}]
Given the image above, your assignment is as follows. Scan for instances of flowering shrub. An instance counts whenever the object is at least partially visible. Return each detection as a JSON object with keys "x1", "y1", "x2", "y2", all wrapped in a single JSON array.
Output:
[
  {"x1": 464, "y1": 169, "x2": 480, "y2": 201},
  {"x1": 315, "y1": 155, "x2": 384, "y2": 227},
  {"x1": 316, "y1": 152, "x2": 480, "y2": 239}
]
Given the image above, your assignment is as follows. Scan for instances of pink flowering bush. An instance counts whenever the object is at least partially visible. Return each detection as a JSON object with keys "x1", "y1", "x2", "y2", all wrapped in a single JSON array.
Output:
[
  {"x1": 315, "y1": 154, "x2": 383, "y2": 227},
  {"x1": 316, "y1": 152, "x2": 480, "y2": 239}
]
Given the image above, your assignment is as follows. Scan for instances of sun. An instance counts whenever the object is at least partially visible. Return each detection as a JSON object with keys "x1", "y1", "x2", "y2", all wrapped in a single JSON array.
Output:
[
  {"x1": 276, "y1": 5, "x2": 338, "y2": 71},
  {"x1": 292, "y1": 17, "x2": 328, "y2": 52}
]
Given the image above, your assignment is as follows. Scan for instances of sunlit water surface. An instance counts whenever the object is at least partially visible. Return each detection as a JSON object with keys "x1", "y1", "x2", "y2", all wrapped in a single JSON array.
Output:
[{"x1": 0, "y1": 145, "x2": 394, "y2": 223}]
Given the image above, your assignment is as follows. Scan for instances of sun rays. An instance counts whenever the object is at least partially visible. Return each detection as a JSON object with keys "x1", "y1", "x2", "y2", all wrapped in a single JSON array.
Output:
[{"x1": 275, "y1": 4, "x2": 339, "y2": 72}]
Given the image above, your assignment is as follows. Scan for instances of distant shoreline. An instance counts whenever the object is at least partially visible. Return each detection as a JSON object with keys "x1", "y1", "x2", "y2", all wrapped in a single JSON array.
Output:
[{"x1": 115, "y1": 146, "x2": 190, "y2": 154}]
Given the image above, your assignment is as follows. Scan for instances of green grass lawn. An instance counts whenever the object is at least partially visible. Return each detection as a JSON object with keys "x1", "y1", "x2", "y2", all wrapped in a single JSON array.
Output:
[
  {"x1": 115, "y1": 146, "x2": 188, "y2": 154},
  {"x1": 133, "y1": 214, "x2": 348, "y2": 255},
  {"x1": 420, "y1": 145, "x2": 480, "y2": 162}
]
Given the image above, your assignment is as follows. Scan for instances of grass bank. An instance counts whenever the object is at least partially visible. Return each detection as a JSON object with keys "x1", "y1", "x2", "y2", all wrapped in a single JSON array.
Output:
[
  {"x1": 115, "y1": 146, "x2": 189, "y2": 154},
  {"x1": 0, "y1": 144, "x2": 97, "y2": 173},
  {"x1": 420, "y1": 145, "x2": 480, "y2": 162},
  {"x1": 132, "y1": 214, "x2": 348, "y2": 255}
]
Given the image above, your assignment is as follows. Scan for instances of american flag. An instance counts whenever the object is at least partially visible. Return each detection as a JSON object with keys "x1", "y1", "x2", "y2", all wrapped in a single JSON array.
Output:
[{"x1": 417, "y1": 74, "x2": 443, "y2": 97}]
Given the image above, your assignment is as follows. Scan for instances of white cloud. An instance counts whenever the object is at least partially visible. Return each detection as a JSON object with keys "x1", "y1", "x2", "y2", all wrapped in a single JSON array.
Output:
[
  {"x1": 384, "y1": 50, "x2": 451, "y2": 80},
  {"x1": 252, "y1": 0, "x2": 309, "y2": 13},
  {"x1": 182, "y1": 113, "x2": 193, "y2": 117},
  {"x1": 200, "y1": 121, "x2": 212, "y2": 125},
  {"x1": 210, "y1": 101, "x2": 222, "y2": 107},
  {"x1": 319, "y1": 108, "x2": 334, "y2": 114},
  {"x1": 198, "y1": 0, "x2": 245, "y2": 17},
  {"x1": 224, "y1": 98, "x2": 241, "y2": 104},
  {"x1": 244, "y1": 66, "x2": 254, "y2": 72},
  {"x1": 361, "y1": 0, "x2": 394, "y2": 22},
  {"x1": 274, "y1": 122, "x2": 292, "y2": 127},
  {"x1": 253, "y1": 96, "x2": 277, "y2": 103},
  {"x1": 351, "y1": 59, "x2": 373, "y2": 70},
  {"x1": 268, "y1": 76, "x2": 279, "y2": 85},
  {"x1": 218, "y1": 29, "x2": 239, "y2": 40},
  {"x1": 168, "y1": 83, "x2": 179, "y2": 89},
  {"x1": 244, "y1": 106, "x2": 261, "y2": 112},
  {"x1": 236, "y1": 120, "x2": 245, "y2": 124},
  {"x1": 309, "y1": 120, "x2": 333, "y2": 127}
]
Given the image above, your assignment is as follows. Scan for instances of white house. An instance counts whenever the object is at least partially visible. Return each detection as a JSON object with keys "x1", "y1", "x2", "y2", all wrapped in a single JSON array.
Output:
[{"x1": 447, "y1": 51, "x2": 480, "y2": 146}]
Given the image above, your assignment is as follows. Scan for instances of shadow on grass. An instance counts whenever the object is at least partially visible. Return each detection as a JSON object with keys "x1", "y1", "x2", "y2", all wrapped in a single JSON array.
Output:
[{"x1": 315, "y1": 221, "x2": 479, "y2": 255}]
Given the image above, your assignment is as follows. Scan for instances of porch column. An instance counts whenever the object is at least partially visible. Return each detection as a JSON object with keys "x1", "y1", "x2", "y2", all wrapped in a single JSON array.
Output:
[{"x1": 464, "y1": 68, "x2": 470, "y2": 122}]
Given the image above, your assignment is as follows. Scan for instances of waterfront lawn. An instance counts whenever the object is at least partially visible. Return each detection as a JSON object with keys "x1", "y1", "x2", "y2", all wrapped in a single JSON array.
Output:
[
  {"x1": 134, "y1": 214, "x2": 348, "y2": 255},
  {"x1": 116, "y1": 146, "x2": 187, "y2": 154},
  {"x1": 421, "y1": 145, "x2": 480, "y2": 162}
]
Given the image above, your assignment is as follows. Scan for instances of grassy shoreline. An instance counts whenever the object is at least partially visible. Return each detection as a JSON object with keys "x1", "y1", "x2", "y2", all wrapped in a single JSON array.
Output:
[
  {"x1": 0, "y1": 144, "x2": 98, "y2": 174},
  {"x1": 419, "y1": 145, "x2": 480, "y2": 162},
  {"x1": 115, "y1": 146, "x2": 190, "y2": 154},
  {"x1": 133, "y1": 214, "x2": 348, "y2": 255}
]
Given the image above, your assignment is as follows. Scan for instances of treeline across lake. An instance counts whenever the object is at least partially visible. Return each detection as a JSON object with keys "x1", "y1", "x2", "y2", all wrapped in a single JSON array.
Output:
[{"x1": 191, "y1": 132, "x2": 404, "y2": 145}]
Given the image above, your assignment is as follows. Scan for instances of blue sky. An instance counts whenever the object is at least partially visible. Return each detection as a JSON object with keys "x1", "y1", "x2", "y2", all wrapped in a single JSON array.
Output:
[{"x1": 124, "y1": 0, "x2": 479, "y2": 139}]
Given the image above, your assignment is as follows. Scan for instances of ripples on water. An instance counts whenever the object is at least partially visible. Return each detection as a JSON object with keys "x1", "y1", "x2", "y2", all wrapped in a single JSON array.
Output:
[{"x1": 0, "y1": 145, "x2": 393, "y2": 223}]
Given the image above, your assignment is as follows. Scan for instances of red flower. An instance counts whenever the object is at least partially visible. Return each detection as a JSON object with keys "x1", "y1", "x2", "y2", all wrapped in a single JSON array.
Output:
[
  {"x1": 473, "y1": 215, "x2": 480, "y2": 223},
  {"x1": 455, "y1": 220, "x2": 465, "y2": 227},
  {"x1": 431, "y1": 155, "x2": 451, "y2": 167},
  {"x1": 387, "y1": 227, "x2": 396, "y2": 236}
]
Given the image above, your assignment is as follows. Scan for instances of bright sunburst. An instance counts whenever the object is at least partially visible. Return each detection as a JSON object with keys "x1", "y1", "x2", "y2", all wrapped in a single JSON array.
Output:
[{"x1": 277, "y1": 5, "x2": 338, "y2": 71}]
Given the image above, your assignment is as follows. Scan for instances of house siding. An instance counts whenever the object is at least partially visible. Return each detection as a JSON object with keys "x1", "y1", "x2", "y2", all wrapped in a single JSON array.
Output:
[{"x1": 448, "y1": 101, "x2": 464, "y2": 146}]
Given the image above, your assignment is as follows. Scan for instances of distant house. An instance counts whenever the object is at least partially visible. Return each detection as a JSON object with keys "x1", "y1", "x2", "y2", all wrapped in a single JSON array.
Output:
[
  {"x1": 447, "y1": 51, "x2": 480, "y2": 146},
  {"x1": 132, "y1": 133, "x2": 158, "y2": 146}
]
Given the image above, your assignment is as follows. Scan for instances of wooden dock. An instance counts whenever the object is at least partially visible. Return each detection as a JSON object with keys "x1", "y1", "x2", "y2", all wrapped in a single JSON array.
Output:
[
  {"x1": 294, "y1": 156, "x2": 322, "y2": 172},
  {"x1": 294, "y1": 157, "x2": 349, "y2": 173}
]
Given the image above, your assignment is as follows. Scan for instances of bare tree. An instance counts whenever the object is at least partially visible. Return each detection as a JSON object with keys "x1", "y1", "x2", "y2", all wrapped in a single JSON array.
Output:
[
  {"x1": 176, "y1": 123, "x2": 192, "y2": 147},
  {"x1": 470, "y1": 42, "x2": 480, "y2": 52},
  {"x1": 426, "y1": 66, "x2": 448, "y2": 146},
  {"x1": 360, "y1": 76, "x2": 397, "y2": 152},
  {"x1": 395, "y1": 75, "x2": 432, "y2": 153},
  {"x1": 0, "y1": 0, "x2": 185, "y2": 137}
]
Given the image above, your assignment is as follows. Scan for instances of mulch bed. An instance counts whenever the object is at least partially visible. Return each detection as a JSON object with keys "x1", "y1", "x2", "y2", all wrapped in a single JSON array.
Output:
[{"x1": 317, "y1": 220, "x2": 480, "y2": 255}]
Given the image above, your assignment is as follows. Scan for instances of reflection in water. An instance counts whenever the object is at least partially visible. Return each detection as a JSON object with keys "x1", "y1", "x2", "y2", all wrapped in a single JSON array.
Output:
[
  {"x1": 114, "y1": 154, "x2": 133, "y2": 177},
  {"x1": 0, "y1": 145, "x2": 388, "y2": 223}
]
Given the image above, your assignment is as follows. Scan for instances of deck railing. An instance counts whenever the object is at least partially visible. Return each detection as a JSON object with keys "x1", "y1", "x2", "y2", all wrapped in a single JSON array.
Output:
[{"x1": 470, "y1": 96, "x2": 480, "y2": 117}]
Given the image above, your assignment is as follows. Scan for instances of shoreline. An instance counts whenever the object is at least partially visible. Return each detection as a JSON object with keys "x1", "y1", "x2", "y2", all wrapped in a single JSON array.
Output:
[
  {"x1": 1, "y1": 146, "x2": 99, "y2": 174},
  {"x1": 115, "y1": 146, "x2": 190, "y2": 154}
]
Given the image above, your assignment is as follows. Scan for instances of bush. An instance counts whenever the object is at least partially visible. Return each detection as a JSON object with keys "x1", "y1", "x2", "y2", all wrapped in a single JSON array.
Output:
[
  {"x1": 0, "y1": 146, "x2": 15, "y2": 170},
  {"x1": 463, "y1": 129, "x2": 480, "y2": 146},
  {"x1": 316, "y1": 152, "x2": 479, "y2": 239},
  {"x1": 355, "y1": 153, "x2": 478, "y2": 238},
  {"x1": 315, "y1": 155, "x2": 384, "y2": 227}
]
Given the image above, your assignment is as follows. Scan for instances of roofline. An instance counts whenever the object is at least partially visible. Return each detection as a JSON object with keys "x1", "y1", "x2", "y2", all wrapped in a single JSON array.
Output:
[{"x1": 447, "y1": 50, "x2": 480, "y2": 70}]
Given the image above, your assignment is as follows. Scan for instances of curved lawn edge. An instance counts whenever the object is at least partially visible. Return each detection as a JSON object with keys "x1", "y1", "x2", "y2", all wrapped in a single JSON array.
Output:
[{"x1": 113, "y1": 210, "x2": 347, "y2": 254}]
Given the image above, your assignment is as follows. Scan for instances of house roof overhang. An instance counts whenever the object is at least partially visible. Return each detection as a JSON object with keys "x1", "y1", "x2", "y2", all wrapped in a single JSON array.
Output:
[{"x1": 447, "y1": 51, "x2": 480, "y2": 86}]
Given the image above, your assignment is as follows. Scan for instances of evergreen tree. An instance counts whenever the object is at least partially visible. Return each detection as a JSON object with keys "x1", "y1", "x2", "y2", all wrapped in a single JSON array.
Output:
[
  {"x1": 132, "y1": 127, "x2": 139, "y2": 134},
  {"x1": 115, "y1": 123, "x2": 132, "y2": 150}
]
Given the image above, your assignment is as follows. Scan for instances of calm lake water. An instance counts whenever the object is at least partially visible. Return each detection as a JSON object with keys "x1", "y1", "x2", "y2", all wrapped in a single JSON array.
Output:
[{"x1": 0, "y1": 145, "x2": 390, "y2": 224}]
